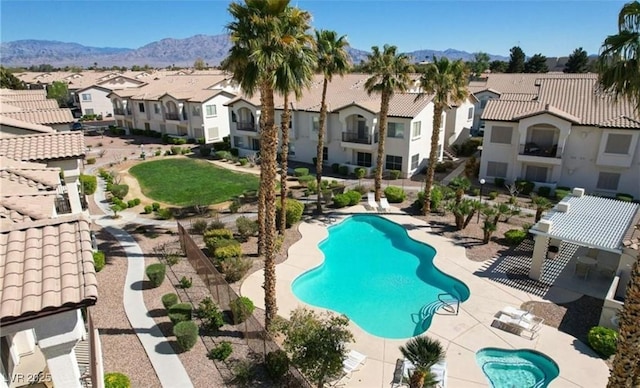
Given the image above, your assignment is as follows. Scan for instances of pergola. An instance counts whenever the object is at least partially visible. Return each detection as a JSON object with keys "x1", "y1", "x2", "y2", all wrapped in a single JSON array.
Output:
[{"x1": 528, "y1": 188, "x2": 640, "y2": 280}]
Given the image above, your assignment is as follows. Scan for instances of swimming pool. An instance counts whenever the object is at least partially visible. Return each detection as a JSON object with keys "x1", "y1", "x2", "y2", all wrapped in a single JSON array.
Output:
[
  {"x1": 291, "y1": 214, "x2": 469, "y2": 339},
  {"x1": 475, "y1": 348, "x2": 560, "y2": 388}
]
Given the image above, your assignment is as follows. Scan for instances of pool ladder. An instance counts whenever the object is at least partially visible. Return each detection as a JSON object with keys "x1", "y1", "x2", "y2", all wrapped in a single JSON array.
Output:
[{"x1": 437, "y1": 293, "x2": 460, "y2": 315}]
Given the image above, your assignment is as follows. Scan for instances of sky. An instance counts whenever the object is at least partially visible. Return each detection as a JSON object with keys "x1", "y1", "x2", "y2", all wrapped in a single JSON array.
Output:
[{"x1": 0, "y1": 0, "x2": 629, "y2": 57}]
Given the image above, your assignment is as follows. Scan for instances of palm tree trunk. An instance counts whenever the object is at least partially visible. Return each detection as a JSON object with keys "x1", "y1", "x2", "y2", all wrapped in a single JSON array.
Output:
[
  {"x1": 316, "y1": 78, "x2": 329, "y2": 214},
  {"x1": 261, "y1": 83, "x2": 278, "y2": 328},
  {"x1": 409, "y1": 370, "x2": 425, "y2": 388},
  {"x1": 423, "y1": 106, "x2": 443, "y2": 215},
  {"x1": 607, "y1": 253, "x2": 640, "y2": 387},
  {"x1": 279, "y1": 93, "x2": 291, "y2": 234},
  {"x1": 374, "y1": 92, "x2": 390, "y2": 201},
  {"x1": 257, "y1": 92, "x2": 267, "y2": 256}
]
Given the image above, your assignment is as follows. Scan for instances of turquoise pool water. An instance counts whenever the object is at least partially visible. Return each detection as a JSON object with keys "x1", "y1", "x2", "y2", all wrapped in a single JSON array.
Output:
[
  {"x1": 291, "y1": 214, "x2": 469, "y2": 339},
  {"x1": 475, "y1": 348, "x2": 560, "y2": 388}
]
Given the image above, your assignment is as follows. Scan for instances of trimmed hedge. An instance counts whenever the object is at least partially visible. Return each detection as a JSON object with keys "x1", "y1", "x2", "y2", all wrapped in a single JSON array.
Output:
[
  {"x1": 276, "y1": 199, "x2": 304, "y2": 228},
  {"x1": 333, "y1": 193, "x2": 350, "y2": 208},
  {"x1": 384, "y1": 186, "x2": 406, "y2": 203},
  {"x1": 162, "y1": 293, "x2": 179, "y2": 309},
  {"x1": 388, "y1": 170, "x2": 401, "y2": 180},
  {"x1": 93, "y1": 251, "x2": 105, "y2": 272},
  {"x1": 173, "y1": 321, "x2": 199, "y2": 351},
  {"x1": 339, "y1": 165, "x2": 349, "y2": 176},
  {"x1": 145, "y1": 263, "x2": 166, "y2": 288},
  {"x1": 168, "y1": 303, "x2": 192, "y2": 325},
  {"x1": 616, "y1": 193, "x2": 634, "y2": 202},
  {"x1": 587, "y1": 326, "x2": 618, "y2": 358},
  {"x1": 214, "y1": 243, "x2": 242, "y2": 261},
  {"x1": 537, "y1": 186, "x2": 551, "y2": 198},
  {"x1": 344, "y1": 190, "x2": 362, "y2": 205},
  {"x1": 297, "y1": 175, "x2": 315, "y2": 186},
  {"x1": 104, "y1": 372, "x2": 131, "y2": 388},
  {"x1": 504, "y1": 229, "x2": 527, "y2": 246},
  {"x1": 80, "y1": 174, "x2": 97, "y2": 195},
  {"x1": 229, "y1": 296, "x2": 255, "y2": 324},
  {"x1": 294, "y1": 167, "x2": 309, "y2": 177},
  {"x1": 110, "y1": 184, "x2": 129, "y2": 199},
  {"x1": 204, "y1": 228, "x2": 234, "y2": 240}
]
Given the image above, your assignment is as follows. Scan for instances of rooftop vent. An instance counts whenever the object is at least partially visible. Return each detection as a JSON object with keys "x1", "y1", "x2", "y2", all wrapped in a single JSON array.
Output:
[
  {"x1": 572, "y1": 188, "x2": 585, "y2": 197},
  {"x1": 535, "y1": 219, "x2": 553, "y2": 233},
  {"x1": 557, "y1": 202, "x2": 570, "y2": 213}
]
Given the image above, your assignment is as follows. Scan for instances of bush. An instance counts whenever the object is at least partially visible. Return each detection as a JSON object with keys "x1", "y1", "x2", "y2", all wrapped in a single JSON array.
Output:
[
  {"x1": 220, "y1": 256, "x2": 253, "y2": 283},
  {"x1": 127, "y1": 199, "x2": 137, "y2": 208},
  {"x1": 229, "y1": 198, "x2": 242, "y2": 213},
  {"x1": 229, "y1": 296, "x2": 255, "y2": 324},
  {"x1": 488, "y1": 191, "x2": 498, "y2": 200},
  {"x1": 162, "y1": 293, "x2": 179, "y2": 309},
  {"x1": 236, "y1": 216, "x2": 258, "y2": 240},
  {"x1": 93, "y1": 251, "x2": 105, "y2": 272},
  {"x1": 198, "y1": 299, "x2": 225, "y2": 332},
  {"x1": 537, "y1": 186, "x2": 551, "y2": 198},
  {"x1": 110, "y1": 184, "x2": 129, "y2": 199},
  {"x1": 353, "y1": 185, "x2": 369, "y2": 195},
  {"x1": 504, "y1": 229, "x2": 527, "y2": 246},
  {"x1": 200, "y1": 146, "x2": 212, "y2": 157},
  {"x1": 332, "y1": 194, "x2": 350, "y2": 208},
  {"x1": 86, "y1": 157, "x2": 96, "y2": 165},
  {"x1": 515, "y1": 179, "x2": 535, "y2": 195},
  {"x1": 152, "y1": 202, "x2": 161, "y2": 211},
  {"x1": 434, "y1": 162, "x2": 449, "y2": 173},
  {"x1": 230, "y1": 148, "x2": 239, "y2": 157},
  {"x1": 389, "y1": 170, "x2": 402, "y2": 180},
  {"x1": 239, "y1": 157, "x2": 248, "y2": 166},
  {"x1": 265, "y1": 350, "x2": 290, "y2": 382},
  {"x1": 104, "y1": 372, "x2": 131, "y2": 388},
  {"x1": 208, "y1": 341, "x2": 233, "y2": 361},
  {"x1": 294, "y1": 167, "x2": 309, "y2": 177},
  {"x1": 80, "y1": 174, "x2": 97, "y2": 195},
  {"x1": 208, "y1": 219, "x2": 226, "y2": 230},
  {"x1": 344, "y1": 190, "x2": 362, "y2": 205},
  {"x1": 191, "y1": 219, "x2": 208, "y2": 234},
  {"x1": 456, "y1": 137, "x2": 483, "y2": 156},
  {"x1": 275, "y1": 199, "x2": 304, "y2": 228},
  {"x1": 338, "y1": 165, "x2": 349, "y2": 176},
  {"x1": 215, "y1": 150, "x2": 232, "y2": 160},
  {"x1": 179, "y1": 276, "x2": 192, "y2": 289},
  {"x1": 143, "y1": 205, "x2": 153, "y2": 214},
  {"x1": 555, "y1": 189, "x2": 570, "y2": 200},
  {"x1": 384, "y1": 186, "x2": 406, "y2": 203},
  {"x1": 616, "y1": 193, "x2": 634, "y2": 202},
  {"x1": 173, "y1": 321, "x2": 198, "y2": 351},
  {"x1": 156, "y1": 208, "x2": 172, "y2": 220},
  {"x1": 331, "y1": 163, "x2": 340, "y2": 173},
  {"x1": 214, "y1": 243, "x2": 242, "y2": 261},
  {"x1": 170, "y1": 146, "x2": 181, "y2": 155},
  {"x1": 297, "y1": 175, "x2": 315, "y2": 186},
  {"x1": 494, "y1": 177, "x2": 505, "y2": 187},
  {"x1": 587, "y1": 326, "x2": 618, "y2": 358},
  {"x1": 145, "y1": 263, "x2": 166, "y2": 287},
  {"x1": 168, "y1": 303, "x2": 192, "y2": 325},
  {"x1": 204, "y1": 228, "x2": 234, "y2": 240}
]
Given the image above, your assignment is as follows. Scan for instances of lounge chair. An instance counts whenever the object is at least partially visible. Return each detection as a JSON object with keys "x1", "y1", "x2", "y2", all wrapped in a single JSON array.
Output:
[
  {"x1": 430, "y1": 360, "x2": 447, "y2": 388},
  {"x1": 367, "y1": 192, "x2": 377, "y2": 210},
  {"x1": 494, "y1": 307, "x2": 544, "y2": 340},
  {"x1": 331, "y1": 349, "x2": 367, "y2": 386},
  {"x1": 379, "y1": 197, "x2": 391, "y2": 212},
  {"x1": 391, "y1": 358, "x2": 408, "y2": 388}
]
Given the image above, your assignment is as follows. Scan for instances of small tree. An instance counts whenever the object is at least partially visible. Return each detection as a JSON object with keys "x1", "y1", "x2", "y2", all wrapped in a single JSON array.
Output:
[
  {"x1": 47, "y1": 81, "x2": 70, "y2": 107},
  {"x1": 399, "y1": 336, "x2": 445, "y2": 388},
  {"x1": 531, "y1": 194, "x2": 553, "y2": 222},
  {"x1": 194, "y1": 58, "x2": 206, "y2": 70},
  {"x1": 507, "y1": 46, "x2": 526, "y2": 73},
  {"x1": 524, "y1": 53, "x2": 549, "y2": 73},
  {"x1": 276, "y1": 307, "x2": 354, "y2": 388},
  {"x1": 111, "y1": 203, "x2": 124, "y2": 218},
  {"x1": 354, "y1": 167, "x2": 366, "y2": 186},
  {"x1": 564, "y1": 47, "x2": 589, "y2": 73}
]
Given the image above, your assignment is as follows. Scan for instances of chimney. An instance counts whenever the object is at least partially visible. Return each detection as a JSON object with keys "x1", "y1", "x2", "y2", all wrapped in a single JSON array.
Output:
[
  {"x1": 535, "y1": 220, "x2": 553, "y2": 233},
  {"x1": 572, "y1": 188, "x2": 585, "y2": 197},
  {"x1": 557, "y1": 202, "x2": 570, "y2": 213}
]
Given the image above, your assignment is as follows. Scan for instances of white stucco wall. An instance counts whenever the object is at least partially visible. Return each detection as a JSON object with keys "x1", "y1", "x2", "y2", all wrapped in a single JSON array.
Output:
[
  {"x1": 78, "y1": 88, "x2": 114, "y2": 118},
  {"x1": 445, "y1": 99, "x2": 474, "y2": 147}
]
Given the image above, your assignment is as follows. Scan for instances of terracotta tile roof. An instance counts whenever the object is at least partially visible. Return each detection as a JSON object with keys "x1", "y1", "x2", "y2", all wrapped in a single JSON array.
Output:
[
  {"x1": 0, "y1": 115, "x2": 56, "y2": 134},
  {"x1": 0, "y1": 89, "x2": 47, "y2": 101},
  {"x1": 4, "y1": 99, "x2": 60, "y2": 111},
  {"x1": 2, "y1": 108, "x2": 74, "y2": 125},
  {"x1": 0, "y1": 101, "x2": 24, "y2": 113},
  {"x1": 468, "y1": 73, "x2": 599, "y2": 95},
  {"x1": 1, "y1": 157, "x2": 61, "y2": 192},
  {"x1": 0, "y1": 215, "x2": 98, "y2": 326},
  {"x1": 0, "y1": 132, "x2": 85, "y2": 161},
  {"x1": 0, "y1": 194, "x2": 56, "y2": 224},
  {"x1": 110, "y1": 74, "x2": 230, "y2": 102},
  {"x1": 500, "y1": 93, "x2": 538, "y2": 101}
]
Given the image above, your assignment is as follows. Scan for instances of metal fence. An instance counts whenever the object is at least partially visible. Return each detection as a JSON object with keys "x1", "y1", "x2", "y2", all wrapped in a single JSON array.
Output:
[{"x1": 176, "y1": 222, "x2": 312, "y2": 387}]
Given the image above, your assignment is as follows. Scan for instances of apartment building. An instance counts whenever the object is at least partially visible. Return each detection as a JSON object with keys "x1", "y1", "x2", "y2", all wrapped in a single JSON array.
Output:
[
  {"x1": 0, "y1": 89, "x2": 75, "y2": 132},
  {"x1": 477, "y1": 73, "x2": 640, "y2": 198},
  {"x1": 226, "y1": 73, "x2": 475, "y2": 178}
]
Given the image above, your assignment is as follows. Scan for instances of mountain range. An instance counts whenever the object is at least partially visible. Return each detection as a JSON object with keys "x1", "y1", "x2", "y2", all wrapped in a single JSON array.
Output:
[{"x1": 0, "y1": 34, "x2": 509, "y2": 68}]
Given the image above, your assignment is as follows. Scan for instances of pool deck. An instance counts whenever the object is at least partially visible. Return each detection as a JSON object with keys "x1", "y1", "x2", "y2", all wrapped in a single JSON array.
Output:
[{"x1": 241, "y1": 204, "x2": 610, "y2": 387}]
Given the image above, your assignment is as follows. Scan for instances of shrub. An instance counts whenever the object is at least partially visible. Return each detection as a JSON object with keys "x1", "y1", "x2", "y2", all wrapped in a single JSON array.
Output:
[
  {"x1": 143, "y1": 205, "x2": 153, "y2": 214},
  {"x1": 331, "y1": 163, "x2": 340, "y2": 173},
  {"x1": 154, "y1": 150, "x2": 161, "y2": 157},
  {"x1": 93, "y1": 251, "x2": 105, "y2": 272},
  {"x1": 470, "y1": 187, "x2": 480, "y2": 197},
  {"x1": 220, "y1": 256, "x2": 253, "y2": 283},
  {"x1": 388, "y1": 170, "x2": 402, "y2": 180},
  {"x1": 168, "y1": 303, "x2": 192, "y2": 325},
  {"x1": 204, "y1": 228, "x2": 234, "y2": 240},
  {"x1": 456, "y1": 137, "x2": 483, "y2": 156},
  {"x1": 354, "y1": 167, "x2": 366, "y2": 180},
  {"x1": 104, "y1": 372, "x2": 131, "y2": 388},
  {"x1": 214, "y1": 243, "x2": 242, "y2": 261},
  {"x1": 145, "y1": 263, "x2": 166, "y2": 287},
  {"x1": 515, "y1": 179, "x2": 535, "y2": 195},
  {"x1": 86, "y1": 157, "x2": 96, "y2": 165},
  {"x1": 239, "y1": 157, "x2": 248, "y2": 166},
  {"x1": 494, "y1": 177, "x2": 505, "y2": 187},
  {"x1": 294, "y1": 167, "x2": 309, "y2": 177},
  {"x1": 162, "y1": 293, "x2": 179, "y2": 309},
  {"x1": 265, "y1": 350, "x2": 290, "y2": 382},
  {"x1": 353, "y1": 185, "x2": 369, "y2": 195},
  {"x1": 191, "y1": 219, "x2": 208, "y2": 235},
  {"x1": 110, "y1": 184, "x2": 129, "y2": 199},
  {"x1": 208, "y1": 341, "x2": 233, "y2": 361},
  {"x1": 587, "y1": 326, "x2": 618, "y2": 358},
  {"x1": 200, "y1": 147, "x2": 212, "y2": 157},
  {"x1": 236, "y1": 216, "x2": 258, "y2": 240},
  {"x1": 344, "y1": 190, "x2": 362, "y2": 205},
  {"x1": 554, "y1": 189, "x2": 570, "y2": 200},
  {"x1": 504, "y1": 229, "x2": 527, "y2": 246},
  {"x1": 229, "y1": 198, "x2": 242, "y2": 213},
  {"x1": 214, "y1": 150, "x2": 231, "y2": 160},
  {"x1": 232, "y1": 360, "x2": 257, "y2": 386},
  {"x1": 230, "y1": 148, "x2": 239, "y2": 157},
  {"x1": 338, "y1": 165, "x2": 349, "y2": 176},
  {"x1": 488, "y1": 191, "x2": 498, "y2": 200},
  {"x1": 297, "y1": 175, "x2": 315, "y2": 186},
  {"x1": 156, "y1": 208, "x2": 172, "y2": 220},
  {"x1": 537, "y1": 186, "x2": 551, "y2": 198},
  {"x1": 333, "y1": 193, "x2": 350, "y2": 208},
  {"x1": 434, "y1": 162, "x2": 449, "y2": 173},
  {"x1": 197, "y1": 298, "x2": 225, "y2": 332},
  {"x1": 80, "y1": 174, "x2": 98, "y2": 195},
  {"x1": 208, "y1": 219, "x2": 226, "y2": 230},
  {"x1": 275, "y1": 199, "x2": 304, "y2": 228},
  {"x1": 170, "y1": 146, "x2": 181, "y2": 155},
  {"x1": 384, "y1": 186, "x2": 406, "y2": 203},
  {"x1": 229, "y1": 296, "x2": 255, "y2": 324},
  {"x1": 127, "y1": 199, "x2": 137, "y2": 208},
  {"x1": 616, "y1": 193, "x2": 634, "y2": 202},
  {"x1": 179, "y1": 276, "x2": 193, "y2": 289},
  {"x1": 173, "y1": 321, "x2": 198, "y2": 351},
  {"x1": 152, "y1": 202, "x2": 161, "y2": 211}
]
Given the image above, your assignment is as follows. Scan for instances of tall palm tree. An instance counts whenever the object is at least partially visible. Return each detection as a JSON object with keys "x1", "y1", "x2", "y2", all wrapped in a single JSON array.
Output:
[
  {"x1": 362, "y1": 45, "x2": 413, "y2": 201},
  {"x1": 399, "y1": 336, "x2": 445, "y2": 388},
  {"x1": 598, "y1": 1, "x2": 640, "y2": 114},
  {"x1": 314, "y1": 29, "x2": 350, "y2": 214},
  {"x1": 417, "y1": 57, "x2": 469, "y2": 215},
  {"x1": 223, "y1": 0, "x2": 312, "y2": 328}
]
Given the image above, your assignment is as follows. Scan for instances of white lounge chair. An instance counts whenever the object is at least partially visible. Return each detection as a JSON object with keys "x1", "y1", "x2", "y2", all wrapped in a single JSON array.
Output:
[
  {"x1": 331, "y1": 349, "x2": 367, "y2": 386},
  {"x1": 379, "y1": 197, "x2": 391, "y2": 212},
  {"x1": 430, "y1": 360, "x2": 447, "y2": 388},
  {"x1": 494, "y1": 307, "x2": 544, "y2": 340},
  {"x1": 367, "y1": 192, "x2": 377, "y2": 210}
]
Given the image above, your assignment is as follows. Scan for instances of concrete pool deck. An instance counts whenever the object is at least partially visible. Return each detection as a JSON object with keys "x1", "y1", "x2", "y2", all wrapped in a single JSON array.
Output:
[{"x1": 241, "y1": 204, "x2": 610, "y2": 387}]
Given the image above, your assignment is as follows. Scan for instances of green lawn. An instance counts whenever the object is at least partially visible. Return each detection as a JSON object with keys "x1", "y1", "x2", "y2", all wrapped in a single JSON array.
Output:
[{"x1": 129, "y1": 158, "x2": 259, "y2": 206}]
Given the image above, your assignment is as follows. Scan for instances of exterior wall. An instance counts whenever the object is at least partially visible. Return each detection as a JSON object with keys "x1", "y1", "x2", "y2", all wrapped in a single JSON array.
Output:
[
  {"x1": 445, "y1": 99, "x2": 474, "y2": 147},
  {"x1": 479, "y1": 121, "x2": 519, "y2": 183},
  {"x1": 201, "y1": 95, "x2": 233, "y2": 144},
  {"x1": 78, "y1": 88, "x2": 114, "y2": 118},
  {"x1": 228, "y1": 101, "x2": 260, "y2": 156},
  {"x1": 471, "y1": 90, "x2": 500, "y2": 131}
]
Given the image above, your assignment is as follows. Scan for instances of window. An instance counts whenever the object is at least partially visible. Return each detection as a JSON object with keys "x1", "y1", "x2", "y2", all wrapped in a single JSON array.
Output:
[
  {"x1": 81, "y1": 93, "x2": 91, "y2": 101},
  {"x1": 85, "y1": 108, "x2": 94, "y2": 115},
  {"x1": 138, "y1": 102, "x2": 145, "y2": 113},
  {"x1": 486, "y1": 161, "x2": 507, "y2": 177},
  {"x1": 412, "y1": 121, "x2": 421, "y2": 139},
  {"x1": 604, "y1": 134, "x2": 631, "y2": 154},
  {"x1": 144, "y1": 123, "x2": 150, "y2": 131},
  {"x1": 311, "y1": 116, "x2": 320, "y2": 132},
  {"x1": 159, "y1": 124, "x2": 166, "y2": 133},
  {"x1": 385, "y1": 155, "x2": 403, "y2": 170},
  {"x1": 388, "y1": 122, "x2": 405, "y2": 138},
  {"x1": 154, "y1": 104, "x2": 160, "y2": 114},
  {"x1": 192, "y1": 106, "x2": 201, "y2": 116},
  {"x1": 177, "y1": 125, "x2": 188, "y2": 136},
  {"x1": 205, "y1": 104, "x2": 217, "y2": 117},
  {"x1": 468, "y1": 107, "x2": 474, "y2": 120},
  {"x1": 597, "y1": 172, "x2": 620, "y2": 191},
  {"x1": 525, "y1": 165, "x2": 548, "y2": 182},
  {"x1": 490, "y1": 126, "x2": 513, "y2": 144},
  {"x1": 411, "y1": 154, "x2": 420, "y2": 170},
  {"x1": 233, "y1": 136, "x2": 245, "y2": 148},
  {"x1": 356, "y1": 152, "x2": 372, "y2": 167},
  {"x1": 323, "y1": 147, "x2": 328, "y2": 161},
  {"x1": 207, "y1": 127, "x2": 219, "y2": 140}
]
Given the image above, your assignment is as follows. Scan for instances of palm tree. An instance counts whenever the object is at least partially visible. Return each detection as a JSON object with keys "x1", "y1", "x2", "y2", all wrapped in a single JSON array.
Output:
[
  {"x1": 417, "y1": 57, "x2": 469, "y2": 215},
  {"x1": 362, "y1": 45, "x2": 413, "y2": 201},
  {"x1": 314, "y1": 29, "x2": 350, "y2": 214},
  {"x1": 223, "y1": 0, "x2": 312, "y2": 328},
  {"x1": 399, "y1": 336, "x2": 445, "y2": 388},
  {"x1": 597, "y1": 1, "x2": 640, "y2": 114},
  {"x1": 531, "y1": 194, "x2": 552, "y2": 222},
  {"x1": 448, "y1": 176, "x2": 470, "y2": 205}
]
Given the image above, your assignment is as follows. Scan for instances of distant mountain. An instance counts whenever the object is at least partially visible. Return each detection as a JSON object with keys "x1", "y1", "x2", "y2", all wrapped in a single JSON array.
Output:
[{"x1": 1, "y1": 34, "x2": 509, "y2": 68}]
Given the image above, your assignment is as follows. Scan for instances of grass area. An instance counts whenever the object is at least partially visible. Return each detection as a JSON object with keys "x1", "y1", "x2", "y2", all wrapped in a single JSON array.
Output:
[{"x1": 129, "y1": 158, "x2": 259, "y2": 206}]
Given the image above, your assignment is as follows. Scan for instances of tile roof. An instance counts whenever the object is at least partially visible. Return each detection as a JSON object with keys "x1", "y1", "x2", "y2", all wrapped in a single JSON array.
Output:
[
  {"x1": 0, "y1": 131, "x2": 85, "y2": 161},
  {"x1": 110, "y1": 74, "x2": 230, "y2": 102},
  {"x1": 468, "y1": 73, "x2": 599, "y2": 95},
  {"x1": 1, "y1": 108, "x2": 75, "y2": 125},
  {"x1": 532, "y1": 194, "x2": 640, "y2": 252},
  {"x1": 0, "y1": 215, "x2": 98, "y2": 326},
  {"x1": 4, "y1": 99, "x2": 60, "y2": 111},
  {"x1": 0, "y1": 194, "x2": 56, "y2": 226},
  {"x1": 0, "y1": 115, "x2": 55, "y2": 134},
  {"x1": 0, "y1": 89, "x2": 48, "y2": 100}
]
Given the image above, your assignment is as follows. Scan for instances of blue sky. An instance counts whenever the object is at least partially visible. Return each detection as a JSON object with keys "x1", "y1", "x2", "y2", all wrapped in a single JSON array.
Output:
[{"x1": 0, "y1": 0, "x2": 628, "y2": 57}]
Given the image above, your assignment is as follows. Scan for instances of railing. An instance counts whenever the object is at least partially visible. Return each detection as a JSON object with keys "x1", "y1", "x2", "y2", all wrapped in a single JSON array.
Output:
[
  {"x1": 518, "y1": 143, "x2": 562, "y2": 158},
  {"x1": 55, "y1": 194, "x2": 72, "y2": 214},
  {"x1": 236, "y1": 121, "x2": 257, "y2": 131},
  {"x1": 113, "y1": 108, "x2": 125, "y2": 115},
  {"x1": 437, "y1": 293, "x2": 460, "y2": 315},
  {"x1": 341, "y1": 131, "x2": 377, "y2": 144},
  {"x1": 164, "y1": 112, "x2": 180, "y2": 121}
]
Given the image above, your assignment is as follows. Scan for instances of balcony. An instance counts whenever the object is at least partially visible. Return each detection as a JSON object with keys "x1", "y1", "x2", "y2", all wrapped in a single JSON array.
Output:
[
  {"x1": 236, "y1": 121, "x2": 257, "y2": 132},
  {"x1": 113, "y1": 108, "x2": 125, "y2": 115},
  {"x1": 165, "y1": 112, "x2": 181, "y2": 121},
  {"x1": 340, "y1": 131, "x2": 378, "y2": 150},
  {"x1": 517, "y1": 143, "x2": 562, "y2": 165}
]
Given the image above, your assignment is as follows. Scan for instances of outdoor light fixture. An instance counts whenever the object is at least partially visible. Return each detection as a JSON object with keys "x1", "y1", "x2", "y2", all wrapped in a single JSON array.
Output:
[{"x1": 477, "y1": 178, "x2": 486, "y2": 223}]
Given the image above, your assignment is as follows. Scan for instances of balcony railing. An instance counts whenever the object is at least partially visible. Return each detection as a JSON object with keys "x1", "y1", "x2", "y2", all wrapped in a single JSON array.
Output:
[
  {"x1": 113, "y1": 108, "x2": 125, "y2": 115},
  {"x1": 236, "y1": 121, "x2": 257, "y2": 132},
  {"x1": 55, "y1": 194, "x2": 72, "y2": 214},
  {"x1": 341, "y1": 131, "x2": 377, "y2": 144},
  {"x1": 519, "y1": 143, "x2": 561, "y2": 158},
  {"x1": 165, "y1": 112, "x2": 181, "y2": 121}
]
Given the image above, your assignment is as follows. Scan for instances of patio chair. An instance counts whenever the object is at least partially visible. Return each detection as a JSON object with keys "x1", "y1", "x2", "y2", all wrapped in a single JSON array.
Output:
[
  {"x1": 330, "y1": 349, "x2": 367, "y2": 386},
  {"x1": 494, "y1": 309, "x2": 544, "y2": 340},
  {"x1": 430, "y1": 360, "x2": 447, "y2": 388},
  {"x1": 367, "y1": 192, "x2": 377, "y2": 210},
  {"x1": 574, "y1": 261, "x2": 592, "y2": 280},
  {"x1": 391, "y1": 358, "x2": 408, "y2": 388},
  {"x1": 379, "y1": 197, "x2": 391, "y2": 212}
]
